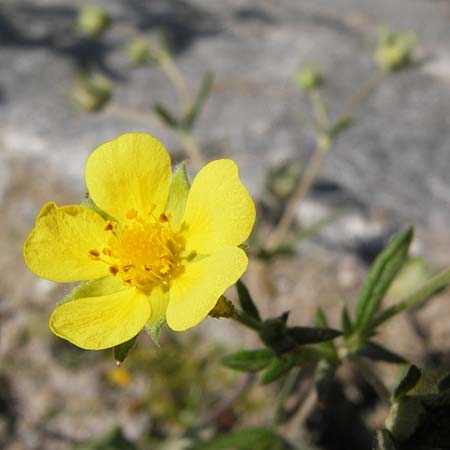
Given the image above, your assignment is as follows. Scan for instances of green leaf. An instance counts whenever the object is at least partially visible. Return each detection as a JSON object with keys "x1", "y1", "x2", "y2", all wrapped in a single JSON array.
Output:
[
  {"x1": 165, "y1": 161, "x2": 190, "y2": 226},
  {"x1": 153, "y1": 103, "x2": 180, "y2": 129},
  {"x1": 183, "y1": 72, "x2": 213, "y2": 129},
  {"x1": 287, "y1": 326, "x2": 341, "y2": 345},
  {"x1": 189, "y1": 427, "x2": 291, "y2": 450},
  {"x1": 144, "y1": 317, "x2": 166, "y2": 345},
  {"x1": 393, "y1": 365, "x2": 422, "y2": 401},
  {"x1": 340, "y1": 302, "x2": 353, "y2": 337},
  {"x1": 354, "y1": 227, "x2": 414, "y2": 334},
  {"x1": 315, "y1": 307, "x2": 338, "y2": 357},
  {"x1": 329, "y1": 116, "x2": 352, "y2": 139},
  {"x1": 221, "y1": 349, "x2": 273, "y2": 372},
  {"x1": 260, "y1": 355, "x2": 295, "y2": 385},
  {"x1": 236, "y1": 279, "x2": 261, "y2": 322},
  {"x1": 114, "y1": 336, "x2": 137, "y2": 365},
  {"x1": 357, "y1": 341, "x2": 407, "y2": 364}
]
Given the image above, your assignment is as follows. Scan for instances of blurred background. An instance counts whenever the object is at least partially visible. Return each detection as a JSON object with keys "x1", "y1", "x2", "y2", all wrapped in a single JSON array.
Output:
[{"x1": 2, "y1": 1, "x2": 450, "y2": 449}]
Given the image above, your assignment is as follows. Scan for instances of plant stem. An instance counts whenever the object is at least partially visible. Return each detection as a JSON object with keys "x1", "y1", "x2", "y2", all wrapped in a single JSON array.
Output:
[
  {"x1": 273, "y1": 367, "x2": 302, "y2": 425},
  {"x1": 371, "y1": 266, "x2": 450, "y2": 330},
  {"x1": 340, "y1": 70, "x2": 386, "y2": 119},
  {"x1": 177, "y1": 130, "x2": 204, "y2": 168},
  {"x1": 266, "y1": 140, "x2": 328, "y2": 250},
  {"x1": 233, "y1": 311, "x2": 262, "y2": 332}
]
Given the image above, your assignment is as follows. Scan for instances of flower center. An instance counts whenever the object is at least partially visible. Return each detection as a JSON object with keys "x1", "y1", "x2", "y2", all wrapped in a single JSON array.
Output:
[{"x1": 89, "y1": 208, "x2": 185, "y2": 292}]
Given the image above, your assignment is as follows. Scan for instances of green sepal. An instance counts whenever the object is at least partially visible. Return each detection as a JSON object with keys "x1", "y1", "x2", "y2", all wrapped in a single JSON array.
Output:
[
  {"x1": 393, "y1": 365, "x2": 422, "y2": 401},
  {"x1": 287, "y1": 326, "x2": 342, "y2": 345},
  {"x1": 260, "y1": 355, "x2": 295, "y2": 385},
  {"x1": 236, "y1": 279, "x2": 261, "y2": 322},
  {"x1": 221, "y1": 349, "x2": 273, "y2": 372},
  {"x1": 144, "y1": 317, "x2": 166, "y2": 346},
  {"x1": 165, "y1": 161, "x2": 190, "y2": 227},
  {"x1": 354, "y1": 227, "x2": 413, "y2": 335},
  {"x1": 114, "y1": 335, "x2": 138, "y2": 365},
  {"x1": 357, "y1": 341, "x2": 407, "y2": 364}
]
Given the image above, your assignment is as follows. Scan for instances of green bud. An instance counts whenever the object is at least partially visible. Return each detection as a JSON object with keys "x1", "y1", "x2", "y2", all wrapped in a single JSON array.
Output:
[
  {"x1": 295, "y1": 65, "x2": 322, "y2": 91},
  {"x1": 374, "y1": 27, "x2": 417, "y2": 72},
  {"x1": 71, "y1": 73, "x2": 112, "y2": 112},
  {"x1": 77, "y1": 4, "x2": 110, "y2": 38},
  {"x1": 126, "y1": 39, "x2": 158, "y2": 66}
]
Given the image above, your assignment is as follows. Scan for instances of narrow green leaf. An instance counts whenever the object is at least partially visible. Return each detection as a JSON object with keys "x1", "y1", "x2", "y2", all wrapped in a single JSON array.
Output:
[
  {"x1": 315, "y1": 307, "x2": 338, "y2": 357},
  {"x1": 393, "y1": 365, "x2": 422, "y2": 401},
  {"x1": 183, "y1": 72, "x2": 213, "y2": 129},
  {"x1": 260, "y1": 355, "x2": 295, "y2": 385},
  {"x1": 340, "y1": 303, "x2": 353, "y2": 337},
  {"x1": 236, "y1": 279, "x2": 261, "y2": 322},
  {"x1": 189, "y1": 427, "x2": 290, "y2": 450},
  {"x1": 221, "y1": 349, "x2": 273, "y2": 372},
  {"x1": 114, "y1": 335, "x2": 138, "y2": 364},
  {"x1": 329, "y1": 116, "x2": 352, "y2": 139},
  {"x1": 153, "y1": 103, "x2": 180, "y2": 129},
  {"x1": 287, "y1": 326, "x2": 341, "y2": 345},
  {"x1": 354, "y1": 227, "x2": 414, "y2": 333},
  {"x1": 357, "y1": 341, "x2": 407, "y2": 364}
]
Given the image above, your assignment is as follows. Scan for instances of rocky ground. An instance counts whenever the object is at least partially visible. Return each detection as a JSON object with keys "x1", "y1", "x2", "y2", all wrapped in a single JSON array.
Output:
[{"x1": 2, "y1": 1, "x2": 450, "y2": 449}]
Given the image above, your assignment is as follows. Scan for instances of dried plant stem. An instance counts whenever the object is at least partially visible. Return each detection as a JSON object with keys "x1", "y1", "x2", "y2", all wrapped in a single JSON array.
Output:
[{"x1": 267, "y1": 140, "x2": 328, "y2": 250}]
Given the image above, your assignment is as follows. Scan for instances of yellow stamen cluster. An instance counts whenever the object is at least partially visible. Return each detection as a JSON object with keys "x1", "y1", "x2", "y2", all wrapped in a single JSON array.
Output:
[{"x1": 90, "y1": 208, "x2": 184, "y2": 292}]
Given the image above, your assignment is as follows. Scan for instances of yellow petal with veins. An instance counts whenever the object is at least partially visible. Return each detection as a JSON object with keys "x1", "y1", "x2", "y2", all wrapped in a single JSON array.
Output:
[
  {"x1": 49, "y1": 287, "x2": 151, "y2": 350},
  {"x1": 166, "y1": 247, "x2": 248, "y2": 331},
  {"x1": 182, "y1": 159, "x2": 255, "y2": 254},
  {"x1": 85, "y1": 133, "x2": 171, "y2": 223},
  {"x1": 23, "y1": 202, "x2": 109, "y2": 282}
]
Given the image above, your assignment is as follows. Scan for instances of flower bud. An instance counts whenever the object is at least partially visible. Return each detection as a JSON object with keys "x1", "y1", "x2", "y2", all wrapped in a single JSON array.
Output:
[
  {"x1": 375, "y1": 27, "x2": 417, "y2": 72},
  {"x1": 71, "y1": 73, "x2": 112, "y2": 112},
  {"x1": 295, "y1": 65, "x2": 322, "y2": 92},
  {"x1": 126, "y1": 39, "x2": 158, "y2": 66},
  {"x1": 77, "y1": 4, "x2": 110, "y2": 38}
]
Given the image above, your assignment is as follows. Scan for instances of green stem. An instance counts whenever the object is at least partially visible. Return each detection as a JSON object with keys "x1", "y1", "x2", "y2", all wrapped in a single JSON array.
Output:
[
  {"x1": 233, "y1": 311, "x2": 262, "y2": 332},
  {"x1": 371, "y1": 266, "x2": 450, "y2": 330},
  {"x1": 272, "y1": 367, "x2": 302, "y2": 426}
]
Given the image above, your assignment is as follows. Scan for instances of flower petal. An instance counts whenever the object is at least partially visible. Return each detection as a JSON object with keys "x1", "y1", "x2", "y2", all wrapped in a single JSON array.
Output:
[
  {"x1": 24, "y1": 202, "x2": 110, "y2": 282},
  {"x1": 166, "y1": 247, "x2": 248, "y2": 331},
  {"x1": 85, "y1": 133, "x2": 171, "y2": 222},
  {"x1": 182, "y1": 159, "x2": 255, "y2": 254},
  {"x1": 49, "y1": 287, "x2": 151, "y2": 350}
]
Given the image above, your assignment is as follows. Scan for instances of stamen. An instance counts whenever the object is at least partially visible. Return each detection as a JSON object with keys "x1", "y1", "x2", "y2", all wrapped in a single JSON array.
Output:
[
  {"x1": 126, "y1": 209, "x2": 138, "y2": 220},
  {"x1": 104, "y1": 221, "x2": 115, "y2": 231},
  {"x1": 109, "y1": 265, "x2": 119, "y2": 276},
  {"x1": 89, "y1": 249, "x2": 101, "y2": 260}
]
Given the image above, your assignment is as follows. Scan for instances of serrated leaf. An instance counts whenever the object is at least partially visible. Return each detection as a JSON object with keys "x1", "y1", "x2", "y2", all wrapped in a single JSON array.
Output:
[
  {"x1": 287, "y1": 326, "x2": 341, "y2": 345},
  {"x1": 153, "y1": 103, "x2": 180, "y2": 129},
  {"x1": 260, "y1": 355, "x2": 294, "y2": 385},
  {"x1": 144, "y1": 317, "x2": 166, "y2": 345},
  {"x1": 236, "y1": 279, "x2": 261, "y2": 322},
  {"x1": 221, "y1": 349, "x2": 273, "y2": 372},
  {"x1": 188, "y1": 427, "x2": 290, "y2": 450},
  {"x1": 357, "y1": 341, "x2": 407, "y2": 364},
  {"x1": 393, "y1": 365, "x2": 421, "y2": 401},
  {"x1": 183, "y1": 72, "x2": 213, "y2": 130},
  {"x1": 354, "y1": 227, "x2": 413, "y2": 334},
  {"x1": 114, "y1": 335, "x2": 137, "y2": 364}
]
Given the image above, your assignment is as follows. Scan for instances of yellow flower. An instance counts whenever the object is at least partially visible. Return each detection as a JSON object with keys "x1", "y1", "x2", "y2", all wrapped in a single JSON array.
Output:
[{"x1": 24, "y1": 133, "x2": 255, "y2": 350}]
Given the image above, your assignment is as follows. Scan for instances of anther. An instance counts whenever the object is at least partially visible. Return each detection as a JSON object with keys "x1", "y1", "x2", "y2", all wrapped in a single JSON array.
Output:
[
  {"x1": 159, "y1": 213, "x2": 171, "y2": 223},
  {"x1": 126, "y1": 209, "x2": 138, "y2": 220},
  {"x1": 104, "y1": 221, "x2": 115, "y2": 231},
  {"x1": 109, "y1": 265, "x2": 119, "y2": 276},
  {"x1": 88, "y1": 249, "x2": 101, "y2": 260}
]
